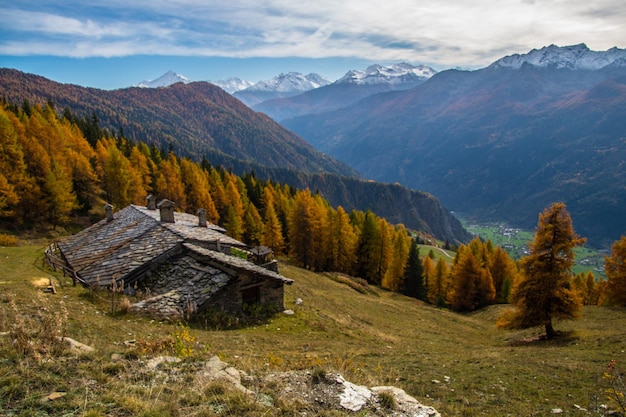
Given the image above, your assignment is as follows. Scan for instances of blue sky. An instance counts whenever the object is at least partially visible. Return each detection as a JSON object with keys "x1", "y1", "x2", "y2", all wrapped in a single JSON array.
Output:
[{"x1": 1, "y1": 0, "x2": 625, "y2": 90}]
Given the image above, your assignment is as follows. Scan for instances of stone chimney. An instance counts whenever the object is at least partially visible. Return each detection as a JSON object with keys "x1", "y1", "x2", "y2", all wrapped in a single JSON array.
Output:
[
  {"x1": 146, "y1": 194, "x2": 157, "y2": 210},
  {"x1": 157, "y1": 199, "x2": 175, "y2": 223},
  {"x1": 104, "y1": 203, "x2": 114, "y2": 223},
  {"x1": 197, "y1": 208, "x2": 207, "y2": 227}
]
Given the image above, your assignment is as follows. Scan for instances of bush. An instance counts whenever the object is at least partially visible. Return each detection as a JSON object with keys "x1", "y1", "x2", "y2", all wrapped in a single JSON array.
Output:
[{"x1": 0, "y1": 234, "x2": 18, "y2": 246}]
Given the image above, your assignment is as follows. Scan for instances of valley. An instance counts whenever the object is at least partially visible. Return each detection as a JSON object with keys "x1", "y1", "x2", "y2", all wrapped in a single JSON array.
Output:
[{"x1": 461, "y1": 219, "x2": 608, "y2": 279}]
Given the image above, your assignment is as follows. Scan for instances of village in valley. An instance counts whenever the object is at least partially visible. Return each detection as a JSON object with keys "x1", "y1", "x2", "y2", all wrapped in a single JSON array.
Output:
[{"x1": 463, "y1": 221, "x2": 607, "y2": 277}]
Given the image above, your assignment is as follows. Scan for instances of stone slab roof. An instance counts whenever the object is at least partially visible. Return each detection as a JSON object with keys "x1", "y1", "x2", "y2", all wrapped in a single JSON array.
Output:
[
  {"x1": 184, "y1": 243, "x2": 293, "y2": 285},
  {"x1": 58, "y1": 205, "x2": 250, "y2": 287}
]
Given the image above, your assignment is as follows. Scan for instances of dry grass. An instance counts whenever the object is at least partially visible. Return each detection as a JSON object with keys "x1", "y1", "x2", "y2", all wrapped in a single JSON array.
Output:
[{"x1": 1, "y1": 246, "x2": 625, "y2": 416}]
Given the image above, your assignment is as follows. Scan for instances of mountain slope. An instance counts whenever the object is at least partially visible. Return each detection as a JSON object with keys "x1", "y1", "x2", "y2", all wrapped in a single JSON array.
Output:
[
  {"x1": 283, "y1": 45, "x2": 626, "y2": 247},
  {"x1": 254, "y1": 63, "x2": 436, "y2": 122},
  {"x1": 0, "y1": 68, "x2": 355, "y2": 176},
  {"x1": 0, "y1": 68, "x2": 471, "y2": 244}
]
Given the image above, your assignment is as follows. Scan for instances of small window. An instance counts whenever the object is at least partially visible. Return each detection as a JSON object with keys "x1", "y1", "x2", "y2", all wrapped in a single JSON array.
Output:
[{"x1": 241, "y1": 286, "x2": 260, "y2": 306}]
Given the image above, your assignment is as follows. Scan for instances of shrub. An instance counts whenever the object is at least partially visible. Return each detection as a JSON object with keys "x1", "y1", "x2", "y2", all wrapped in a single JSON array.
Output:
[{"x1": 0, "y1": 234, "x2": 18, "y2": 246}]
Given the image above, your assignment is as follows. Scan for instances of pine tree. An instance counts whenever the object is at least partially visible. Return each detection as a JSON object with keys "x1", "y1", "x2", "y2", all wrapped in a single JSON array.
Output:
[
  {"x1": 357, "y1": 210, "x2": 382, "y2": 284},
  {"x1": 605, "y1": 235, "x2": 626, "y2": 306},
  {"x1": 498, "y1": 202, "x2": 585, "y2": 339},
  {"x1": 402, "y1": 240, "x2": 426, "y2": 300}
]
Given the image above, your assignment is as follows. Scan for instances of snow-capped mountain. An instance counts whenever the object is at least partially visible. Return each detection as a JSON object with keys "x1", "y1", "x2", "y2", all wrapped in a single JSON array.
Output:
[
  {"x1": 245, "y1": 72, "x2": 330, "y2": 93},
  {"x1": 211, "y1": 77, "x2": 254, "y2": 94},
  {"x1": 135, "y1": 71, "x2": 191, "y2": 88},
  {"x1": 253, "y1": 63, "x2": 436, "y2": 122},
  {"x1": 335, "y1": 63, "x2": 437, "y2": 85},
  {"x1": 491, "y1": 44, "x2": 626, "y2": 70},
  {"x1": 234, "y1": 72, "x2": 330, "y2": 106}
]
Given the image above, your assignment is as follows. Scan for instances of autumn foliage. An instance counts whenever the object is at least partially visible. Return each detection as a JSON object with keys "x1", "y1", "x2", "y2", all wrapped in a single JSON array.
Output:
[{"x1": 498, "y1": 203, "x2": 585, "y2": 339}]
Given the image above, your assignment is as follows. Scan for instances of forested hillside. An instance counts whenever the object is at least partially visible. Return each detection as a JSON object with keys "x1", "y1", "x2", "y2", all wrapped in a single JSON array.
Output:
[
  {"x1": 0, "y1": 68, "x2": 355, "y2": 177},
  {"x1": 0, "y1": 101, "x2": 456, "y2": 295},
  {"x1": 0, "y1": 68, "x2": 470, "y2": 244}
]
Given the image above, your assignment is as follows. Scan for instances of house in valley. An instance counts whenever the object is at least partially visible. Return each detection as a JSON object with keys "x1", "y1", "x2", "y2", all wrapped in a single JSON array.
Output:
[{"x1": 54, "y1": 197, "x2": 292, "y2": 320}]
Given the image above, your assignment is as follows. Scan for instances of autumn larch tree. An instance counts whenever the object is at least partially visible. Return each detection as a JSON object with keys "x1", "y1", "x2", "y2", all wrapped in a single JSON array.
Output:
[
  {"x1": 498, "y1": 202, "x2": 585, "y2": 339},
  {"x1": 605, "y1": 235, "x2": 626, "y2": 306}
]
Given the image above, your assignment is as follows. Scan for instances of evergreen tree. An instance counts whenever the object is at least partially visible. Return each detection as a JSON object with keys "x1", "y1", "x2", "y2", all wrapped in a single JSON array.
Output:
[
  {"x1": 402, "y1": 240, "x2": 426, "y2": 300},
  {"x1": 357, "y1": 210, "x2": 382, "y2": 284},
  {"x1": 498, "y1": 202, "x2": 585, "y2": 339},
  {"x1": 605, "y1": 235, "x2": 626, "y2": 306}
]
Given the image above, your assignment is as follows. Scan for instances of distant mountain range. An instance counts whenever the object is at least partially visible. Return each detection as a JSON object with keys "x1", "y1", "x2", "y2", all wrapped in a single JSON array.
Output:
[
  {"x1": 232, "y1": 72, "x2": 331, "y2": 106},
  {"x1": 0, "y1": 68, "x2": 471, "y2": 244},
  {"x1": 281, "y1": 44, "x2": 626, "y2": 247},
  {"x1": 253, "y1": 63, "x2": 437, "y2": 122},
  {"x1": 132, "y1": 63, "x2": 437, "y2": 116}
]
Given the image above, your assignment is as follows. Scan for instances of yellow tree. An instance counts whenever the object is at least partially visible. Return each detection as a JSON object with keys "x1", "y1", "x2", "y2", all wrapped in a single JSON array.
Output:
[
  {"x1": 0, "y1": 107, "x2": 26, "y2": 217},
  {"x1": 44, "y1": 159, "x2": 79, "y2": 228},
  {"x1": 605, "y1": 235, "x2": 626, "y2": 306},
  {"x1": 489, "y1": 246, "x2": 518, "y2": 303},
  {"x1": 422, "y1": 255, "x2": 435, "y2": 299},
  {"x1": 498, "y1": 202, "x2": 585, "y2": 339},
  {"x1": 428, "y1": 258, "x2": 450, "y2": 306},
  {"x1": 242, "y1": 203, "x2": 263, "y2": 246},
  {"x1": 95, "y1": 139, "x2": 133, "y2": 208},
  {"x1": 259, "y1": 185, "x2": 284, "y2": 253},
  {"x1": 180, "y1": 158, "x2": 218, "y2": 220},
  {"x1": 224, "y1": 205, "x2": 243, "y2": 241},
  {"x1": 158, "y1": 154, "x2": 187, "y2": 210},
  {"x1": 382, "y1": 225, "x2": 410, "y2": 292},
  {"x1": 448, "y1": 248, "x2": 495, "y2": 312},
  {"x1": 287, "y1": 189, "x2": 316, "y2": 269},
  {"x1": 328, "y1": 206, "x2": 358, "y2": 275}
]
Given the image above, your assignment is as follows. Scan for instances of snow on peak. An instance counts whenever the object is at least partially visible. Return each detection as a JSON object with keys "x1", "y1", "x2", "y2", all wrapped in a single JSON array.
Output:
[
  {"x1": 491, "y1": 44, "x2": 626, "y2": 70},
  {"x1": 244, "y1": 72, "x2": 331, "y2": 93},
  {"x1": 135, "y1": 70, "x2": 191, "y2": 88},
  {"x1": 212, "y1": 77, "x2": 254, "y2": 94},
  {"x1": 336, "y1": 63, "x2": 437, "y2": 85}
]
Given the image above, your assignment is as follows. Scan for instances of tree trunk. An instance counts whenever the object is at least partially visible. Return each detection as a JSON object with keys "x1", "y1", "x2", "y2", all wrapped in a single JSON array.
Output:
[{"x1": 545, "y1": 320, "x2": 556, "y2": 339}]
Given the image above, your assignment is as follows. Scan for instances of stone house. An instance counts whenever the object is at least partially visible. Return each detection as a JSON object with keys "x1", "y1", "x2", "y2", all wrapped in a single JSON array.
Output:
[{"x1": 56, "y1": 197, "x2": 293, "y2": 320}]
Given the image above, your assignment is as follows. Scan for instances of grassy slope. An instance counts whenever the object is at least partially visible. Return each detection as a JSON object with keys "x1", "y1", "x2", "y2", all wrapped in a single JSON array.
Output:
[{"x1": 1, "y1": 246, "x2": 625, "y2": 416}]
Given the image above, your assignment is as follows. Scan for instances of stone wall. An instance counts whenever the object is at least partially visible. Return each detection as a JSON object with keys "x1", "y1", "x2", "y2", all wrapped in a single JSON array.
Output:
[{"x1": 131, "y1": 248, "x2": 287, "y2": 320}]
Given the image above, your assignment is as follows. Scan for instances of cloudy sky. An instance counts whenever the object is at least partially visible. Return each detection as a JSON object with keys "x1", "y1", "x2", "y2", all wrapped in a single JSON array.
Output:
[{"x1": 1, "y1": 0, "x2": 625, "y2": 89}]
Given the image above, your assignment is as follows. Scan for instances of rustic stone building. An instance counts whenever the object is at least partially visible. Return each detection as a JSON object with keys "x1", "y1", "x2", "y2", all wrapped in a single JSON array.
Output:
[{"x1": 56, "y1": 198, "x2": 293, "y2": 319}]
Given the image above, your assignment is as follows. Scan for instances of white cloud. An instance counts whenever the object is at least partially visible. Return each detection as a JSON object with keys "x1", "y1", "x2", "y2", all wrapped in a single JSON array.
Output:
[{"x1": 1, "y1": 0, "x2": 625, "y2": 67}]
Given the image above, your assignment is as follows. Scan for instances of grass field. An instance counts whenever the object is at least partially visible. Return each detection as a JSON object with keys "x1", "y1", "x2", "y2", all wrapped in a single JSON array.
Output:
[{"x1": 1, "y1": 245, "x2": 625, "y2": 416}]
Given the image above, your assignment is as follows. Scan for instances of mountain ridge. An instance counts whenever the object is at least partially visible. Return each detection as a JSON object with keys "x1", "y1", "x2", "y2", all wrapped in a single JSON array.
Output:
[
  {"x1": 281, "y1": 45, "x2": 626, "y2": 247},
  {"x1": 254, "y1": 63, "x2": 437, "y2": 122},
  {"x1": 233, "y1": 72, "x2": 331, "y2": 106},
  {"x1": 0, "y1": 68, "x2": 470, "y2": 244}
]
